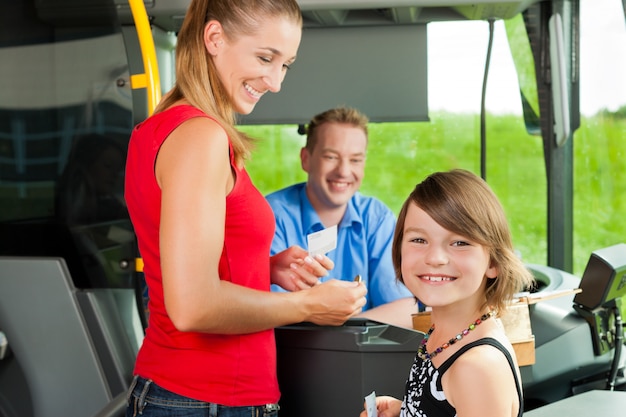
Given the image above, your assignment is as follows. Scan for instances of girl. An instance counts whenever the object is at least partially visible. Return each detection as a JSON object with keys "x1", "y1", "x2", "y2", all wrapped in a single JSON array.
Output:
[{"x1": 363, "y1": 169, "x2": 534, "y2": 417}]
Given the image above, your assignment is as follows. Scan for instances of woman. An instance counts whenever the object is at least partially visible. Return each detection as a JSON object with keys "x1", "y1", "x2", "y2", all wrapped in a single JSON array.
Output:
[
  {"x1": 362, "y1": 169, "x2": 535, "y2": 417},
  {"x1": 124, "y1": 1, "x2": 367, "y2": 415}
]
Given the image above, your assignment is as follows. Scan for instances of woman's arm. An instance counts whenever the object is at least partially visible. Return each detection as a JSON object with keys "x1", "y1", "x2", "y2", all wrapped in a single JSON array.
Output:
[{"x1": 156, "y1": 117, "x2": 367, "y2": 334}]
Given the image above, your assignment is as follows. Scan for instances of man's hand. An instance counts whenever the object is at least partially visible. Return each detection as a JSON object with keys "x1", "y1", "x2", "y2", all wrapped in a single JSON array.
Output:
[{"x1": 270, "y1": 246, "x2": 334, "y2": 291}]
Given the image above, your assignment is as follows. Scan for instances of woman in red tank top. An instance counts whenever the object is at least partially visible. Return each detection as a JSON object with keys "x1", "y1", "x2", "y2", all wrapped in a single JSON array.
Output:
[{"x1": 124, "y1": 1, "x2": 367, "y2": 416}]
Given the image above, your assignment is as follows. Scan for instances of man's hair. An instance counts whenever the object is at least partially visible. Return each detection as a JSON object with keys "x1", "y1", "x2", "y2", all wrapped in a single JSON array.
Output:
[{"x1": 305, "y1": 106, "x2": 369, "y2": 152}]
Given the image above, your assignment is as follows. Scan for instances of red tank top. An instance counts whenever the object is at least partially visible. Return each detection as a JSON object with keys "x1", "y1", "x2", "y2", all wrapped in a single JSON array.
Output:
[{"x1": 124, "y1": 105, "x2": 278, "y2": 405}]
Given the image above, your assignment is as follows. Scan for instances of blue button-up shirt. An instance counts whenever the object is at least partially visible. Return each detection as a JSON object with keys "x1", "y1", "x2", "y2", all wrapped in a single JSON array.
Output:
[{"x1": 266, "y1": 183, "x2": 412, "y2": 310}]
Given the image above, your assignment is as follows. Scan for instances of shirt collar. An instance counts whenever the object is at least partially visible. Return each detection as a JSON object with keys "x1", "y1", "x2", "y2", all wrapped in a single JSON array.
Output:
[{"x1": 298, "y1": 184, "x2": 363, "y2": 235}]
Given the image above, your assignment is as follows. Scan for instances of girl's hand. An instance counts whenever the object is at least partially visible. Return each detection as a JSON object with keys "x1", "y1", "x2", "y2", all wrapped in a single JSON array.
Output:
[
  {"x1": 359, "y1": 396, "x2": 402, "y2": 417},
  {"x1": 270, "y1": 246, "x2": 334, "y2": 291}
]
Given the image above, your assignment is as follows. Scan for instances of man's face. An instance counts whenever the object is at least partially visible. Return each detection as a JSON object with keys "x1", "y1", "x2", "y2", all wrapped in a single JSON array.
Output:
[{"x1": 301, "y1": 122, "x2": 367, "y2": 212}]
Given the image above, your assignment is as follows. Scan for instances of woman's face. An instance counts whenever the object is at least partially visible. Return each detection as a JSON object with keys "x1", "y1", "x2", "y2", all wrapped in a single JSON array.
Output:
[
  {"x1": 400, "y1": 202, "x2": 498, "y2": 309},
  {"x1": 211, "y1": 16, "x2": 301, "y2": 115}
]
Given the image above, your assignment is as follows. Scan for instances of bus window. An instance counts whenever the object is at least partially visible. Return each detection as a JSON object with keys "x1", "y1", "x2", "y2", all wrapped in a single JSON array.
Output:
[
  {"x1": 573, "y1": 0, "x2": 626, "y2": 276},
  {"x1": 0, "y1": 3, "x2": 133, "y2": 223},
  {"x1": 0, "y1": 1, "x2": 136, "y2": 291},
  {"x1": 244, "y1": 17, "x2": 548, "y2": 270},
  {"x1": 244, "y1": 1, "x2": 626, "y2": 278}
]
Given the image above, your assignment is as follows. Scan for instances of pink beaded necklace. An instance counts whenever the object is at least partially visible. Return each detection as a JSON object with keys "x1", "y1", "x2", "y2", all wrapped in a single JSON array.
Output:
[{"x1": 417, "y1": 311, "x2": 494, "y2": 361}]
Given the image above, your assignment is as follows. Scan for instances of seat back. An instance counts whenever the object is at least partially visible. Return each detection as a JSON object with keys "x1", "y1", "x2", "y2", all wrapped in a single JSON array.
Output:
[{"x1": 0, "y1": 256, "x2": 140, "y2": 417}]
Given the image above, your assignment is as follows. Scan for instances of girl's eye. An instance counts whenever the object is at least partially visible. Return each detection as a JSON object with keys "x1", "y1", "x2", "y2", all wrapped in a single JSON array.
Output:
[
  {"x1": 452, "y1": 240, "x2": 470, "y2": 247},
  {"x1": 259, "y1": 56, "x2": 271, "y2": 63},
  {"x1": 283, "y1": 63, "x2": 292, "y2": 70},
  {"x1": 409, "y1": 237, "x2": 426, "y2": 244}
]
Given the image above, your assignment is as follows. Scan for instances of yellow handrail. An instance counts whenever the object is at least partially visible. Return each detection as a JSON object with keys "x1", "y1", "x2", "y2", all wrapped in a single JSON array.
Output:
[
  {"x1": 127, "y1": 0, "x2": 161, "y2": 273},
  {"x1": 128, "y1": 0, "x2": 162, "y2": 116}
]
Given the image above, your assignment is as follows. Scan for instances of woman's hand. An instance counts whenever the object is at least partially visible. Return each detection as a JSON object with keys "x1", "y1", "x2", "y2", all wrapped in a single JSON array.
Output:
[
  {"x1": 270, "y1": 246, "x2": 334, "y2": 291},
  {"x1": 359, "y1": 396, "x2": 402, "y2": 417},
  {"x1": 298, "y1": 279, "x2": 367, "y2": 325}
]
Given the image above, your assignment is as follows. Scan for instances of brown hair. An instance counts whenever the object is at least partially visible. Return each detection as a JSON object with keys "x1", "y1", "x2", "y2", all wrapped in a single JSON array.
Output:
[
  {"x1": 155, "y1": 0, "x2": 303, "y2": 165},
  {"x1": 391, "y1": 169, "x2": 535, "y2": 313},
  {"x1": 304, "y1": 106, "x2": 369, "y2": 152}
]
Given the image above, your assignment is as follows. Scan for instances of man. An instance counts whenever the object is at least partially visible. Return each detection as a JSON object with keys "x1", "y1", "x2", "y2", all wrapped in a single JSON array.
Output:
[{"x1": 266, "y1": 106, "x2": 416, "y2": 327}]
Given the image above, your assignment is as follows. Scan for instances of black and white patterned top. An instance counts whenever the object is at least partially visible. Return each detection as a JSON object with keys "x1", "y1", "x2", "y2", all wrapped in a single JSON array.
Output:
[{"x1": 400, "y1": 337, "x2": 524, "y2": 417}]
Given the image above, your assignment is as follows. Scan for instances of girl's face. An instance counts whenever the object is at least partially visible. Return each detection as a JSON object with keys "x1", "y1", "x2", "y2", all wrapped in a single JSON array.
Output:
[
  {"x1": 400, "y1": 202, "x2": 497, "y2": 309},
  {"x1": 210, "y1": 16, "x2": 301, "y2": 115}
]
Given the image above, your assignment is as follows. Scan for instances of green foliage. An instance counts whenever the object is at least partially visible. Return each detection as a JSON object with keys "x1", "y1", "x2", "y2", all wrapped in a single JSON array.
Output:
[
  {"x1": 242, "y1": 112, "x2": 625, "y2": 278},
  {"x1": 598, "y1": 105, "x2": 626, "y2": 119},
  {"x1": 574, "y1": 114, "x2": 626, "y2": 272}
]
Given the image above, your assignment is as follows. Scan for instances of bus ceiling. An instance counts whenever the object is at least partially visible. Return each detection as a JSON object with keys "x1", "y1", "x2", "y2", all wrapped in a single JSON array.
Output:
[
  {"x1": 32, "y1": 1, "x2": 544, "y2": 32},
  {"x1": 19, "y1": 0, "x2": 565, "y2": 127},
  {"x1": 116, "y1": 0, "x2": 539, "y2": 125},
  {"x1": 116, "y1": 1, "x2": 545, "y2": 32}
]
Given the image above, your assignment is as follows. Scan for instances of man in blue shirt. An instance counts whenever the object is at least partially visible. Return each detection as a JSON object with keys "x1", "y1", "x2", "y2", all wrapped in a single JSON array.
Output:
[{"x1": 266, "y1": 107, "x2": 416, "y2": 327}]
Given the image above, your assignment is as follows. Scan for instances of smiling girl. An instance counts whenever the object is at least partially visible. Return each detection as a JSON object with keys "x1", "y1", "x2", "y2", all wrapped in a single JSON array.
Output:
[{"x1": 362, "y1": 169, "x2": 535, "y2": 417}]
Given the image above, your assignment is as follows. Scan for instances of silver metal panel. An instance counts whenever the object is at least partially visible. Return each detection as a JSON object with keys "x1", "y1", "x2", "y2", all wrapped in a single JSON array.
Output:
[
  {"x1": 239, "y1": 25, "x2": 428, "y2": 125},
  {"x1": 0, "y1": 257, "x2": 111, "y2": 417}
]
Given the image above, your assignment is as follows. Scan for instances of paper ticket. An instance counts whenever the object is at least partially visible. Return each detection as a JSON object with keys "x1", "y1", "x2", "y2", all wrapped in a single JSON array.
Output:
[{"x1": 307, "y1": 225, "x2": 337, "y2": 257}]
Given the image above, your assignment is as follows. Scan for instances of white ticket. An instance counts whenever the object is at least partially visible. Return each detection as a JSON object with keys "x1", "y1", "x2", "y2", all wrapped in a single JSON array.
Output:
[
  {"x1": 365, "y1": 391, "x2": 378, "y2": 417},
  {"x1": 306, "y1": 225, "x2": 337, "y2": 257}
]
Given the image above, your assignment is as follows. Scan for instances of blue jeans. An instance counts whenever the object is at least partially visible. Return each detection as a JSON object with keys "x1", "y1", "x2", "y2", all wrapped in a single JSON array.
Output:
[{"x1": 126, "y1": 376, "x2": 280, "y2": 417}]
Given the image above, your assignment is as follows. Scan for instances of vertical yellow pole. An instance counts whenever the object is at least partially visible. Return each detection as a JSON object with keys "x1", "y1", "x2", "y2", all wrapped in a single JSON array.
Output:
[
  {"x1": 127, "y1": 0, "x2": 162, "y2": 116},
  {"x1": 128, "y1": 0, "x2": 162, "y2": 273}
]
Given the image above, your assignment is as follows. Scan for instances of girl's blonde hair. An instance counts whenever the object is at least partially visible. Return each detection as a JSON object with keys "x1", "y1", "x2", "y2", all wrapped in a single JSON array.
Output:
[
  {"x1": 155, "y1": 0, "x2": 303, "y2": 166},
  {"x1": 392, "y1": 169, "x2": 535, "y2": 313}
]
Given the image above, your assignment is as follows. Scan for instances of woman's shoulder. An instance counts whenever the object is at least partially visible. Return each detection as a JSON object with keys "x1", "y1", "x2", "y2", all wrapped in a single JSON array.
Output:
[
  {"x1": 153, "y1": 103, "x2": 224, "y2": 135},
  {"x1": 139, "y1": 104, "x2": 208, "y2": 133},
  {"x1": 149, "y1": 103, "x2": 234, "y2": 166},
  {"x1": 168, "y1": 114, "x2": 229, "y2": 148},
  {"x1": 155, "y1": 104, "x2": 212, "y2": 123}
]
